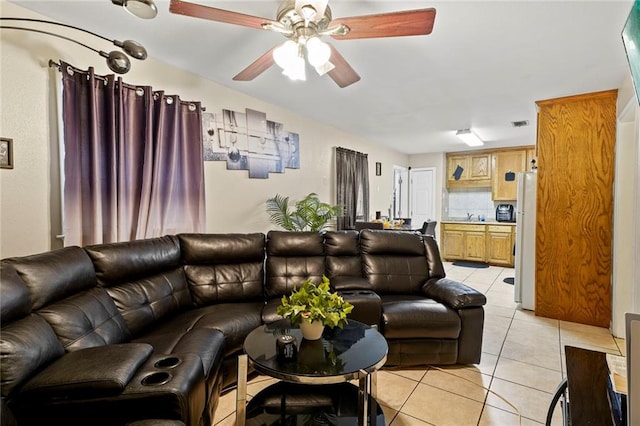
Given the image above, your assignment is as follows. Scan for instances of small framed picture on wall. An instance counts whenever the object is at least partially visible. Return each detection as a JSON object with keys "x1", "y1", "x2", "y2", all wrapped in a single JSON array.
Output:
[
  {"x1": 0, "y1": 138, "x2": 13, "y2": 169},
  {"x1": 375, "y1": 162, "x2": 382, "y2": 176}
]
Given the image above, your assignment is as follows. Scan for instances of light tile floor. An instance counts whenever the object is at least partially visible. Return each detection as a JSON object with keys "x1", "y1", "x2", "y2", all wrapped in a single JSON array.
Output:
[{"x1": 213, "y1": 263, "x2": 626, "y2": 426}]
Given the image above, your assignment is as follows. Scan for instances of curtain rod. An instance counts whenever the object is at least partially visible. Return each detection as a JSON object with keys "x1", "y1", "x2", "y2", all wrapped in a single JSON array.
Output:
[
  {"x1": 48, "y1": 60, "x2": 207, "y2": 111},
  {"x1": 336, "y1": 146, "x2": 367, "y2": 156}
]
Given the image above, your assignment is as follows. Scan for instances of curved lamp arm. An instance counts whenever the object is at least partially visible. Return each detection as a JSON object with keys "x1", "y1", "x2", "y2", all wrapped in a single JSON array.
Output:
[
  {"x1": 0, "y1": 17, "x2": 147, "y2": 60},
  {"x1": 0, "y1": 25, "x2": 132, "y2": 74}
]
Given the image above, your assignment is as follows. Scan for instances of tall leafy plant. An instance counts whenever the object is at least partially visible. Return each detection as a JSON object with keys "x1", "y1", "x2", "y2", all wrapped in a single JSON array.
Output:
[{"x1": 266, "y1": 193, "x2": 342, "y2": 232}]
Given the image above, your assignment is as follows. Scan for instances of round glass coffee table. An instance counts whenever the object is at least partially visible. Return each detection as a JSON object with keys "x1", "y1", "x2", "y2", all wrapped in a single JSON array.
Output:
[{"x1": 236, "y1": 319, "x2": 388, "y2": 426}]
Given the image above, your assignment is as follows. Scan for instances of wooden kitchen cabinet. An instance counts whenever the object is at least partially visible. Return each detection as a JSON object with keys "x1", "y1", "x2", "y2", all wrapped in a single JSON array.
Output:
[
  {"x1": 442, "y1": 228, "x2": 465, "y2": 260},
  {"x1": 492, "y1": 149, "x2": 528, "y2": 201},
  {"x1": 447, "y1": 155, "x2": 469, "y2": 185},
  {"x1": 442, "y1": 223, "x2": 514, "y2": 266},
  {"x1": 486, "y1": 225, "x2": 514, "y2": 266},
  {"x1": 446, "y1": 153, "x2": 491, "y2": 188},
  {"x1": 464, "y1": 229, "x2": 486, "y2": 262},
  {"x1": 441, "y1": 223, "x2": 486, "y2": 263},
  {"x1": 469, "y1": 154, "x2": 491, "y2": 180}
]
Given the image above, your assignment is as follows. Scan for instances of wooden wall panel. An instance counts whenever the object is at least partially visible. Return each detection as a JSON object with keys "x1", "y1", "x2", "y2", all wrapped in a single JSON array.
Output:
[{"x1": 535, "y1": 90, "x2": 617, "y2": 328}]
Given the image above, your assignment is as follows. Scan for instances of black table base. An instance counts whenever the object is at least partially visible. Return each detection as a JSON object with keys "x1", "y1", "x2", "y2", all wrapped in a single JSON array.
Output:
[{"x1": 246, "y1": 382, "x2": 385, "y2": 426}]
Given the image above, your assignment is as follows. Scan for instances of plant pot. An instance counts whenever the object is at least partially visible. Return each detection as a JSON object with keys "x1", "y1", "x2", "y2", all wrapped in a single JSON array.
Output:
[{"x1": 300, "y1": 320, "x2": 324, "y2": 340}]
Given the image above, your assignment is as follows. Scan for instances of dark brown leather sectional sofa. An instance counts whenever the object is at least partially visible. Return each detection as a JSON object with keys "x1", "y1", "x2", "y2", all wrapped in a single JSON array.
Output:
[{"x1": 0, "y1": 230, "x2": 486, "y2": 426}]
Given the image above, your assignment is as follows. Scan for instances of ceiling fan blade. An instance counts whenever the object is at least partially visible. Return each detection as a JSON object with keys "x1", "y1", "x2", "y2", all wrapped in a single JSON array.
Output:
[
  {"x1": 169, "y1": 0, "x2": 276, "y2": 30},
  {"x1": 233, "y1": 47, "x2": 277, "y2": 81},
  {"x1": 330, "y1": 8, "x2": 436, "y2": 40},
  {"x1": 326, "y1": 44, "x2": 360, "y2": 88}
]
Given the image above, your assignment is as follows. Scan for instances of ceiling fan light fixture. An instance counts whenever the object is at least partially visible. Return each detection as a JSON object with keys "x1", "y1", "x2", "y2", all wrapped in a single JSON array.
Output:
[
  {"x1": 282, "y1": 55, "x2": 306, "y2": 81},
  {"x1": 306, "y1": 37, "x2": 331, "y2": 67},
  {"x1": 273, "y1": 40, "x2": 299, "y2": 69},
  {"x1": 456, "y1": 129, "x2": 484, "y2": 147}
]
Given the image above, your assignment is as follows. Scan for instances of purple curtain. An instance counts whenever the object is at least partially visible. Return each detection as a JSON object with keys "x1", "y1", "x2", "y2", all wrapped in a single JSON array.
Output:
[{"x1": 60, "y1": 62, "x2": 205, "y2": 246}]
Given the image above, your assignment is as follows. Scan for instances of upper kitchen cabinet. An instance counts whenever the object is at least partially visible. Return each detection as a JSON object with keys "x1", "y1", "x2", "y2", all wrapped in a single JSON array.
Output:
[
  {"x1": 491, "y1": 149, "x2": 528, "y2": 200},
  {"x1": 446, "y1": 152, "x2": 491, "y2": 188}
]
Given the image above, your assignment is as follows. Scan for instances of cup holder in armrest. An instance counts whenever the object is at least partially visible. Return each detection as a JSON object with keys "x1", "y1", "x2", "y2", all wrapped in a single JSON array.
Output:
[
  {"x1": 154, "y1": 356, "x2": 182, "y2": 369},
  {"x1": 141, "y1": 371, "x2": 172, "y2": 386}
]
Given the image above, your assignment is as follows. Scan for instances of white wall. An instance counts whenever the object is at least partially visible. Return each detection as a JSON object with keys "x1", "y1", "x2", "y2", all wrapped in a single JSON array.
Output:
[
  {"x1": 612, "y1": 74, "x2": 640, "y2": 337},
  {"x1": 0, "y1": 2, "x2": 407, "y2": 258}
]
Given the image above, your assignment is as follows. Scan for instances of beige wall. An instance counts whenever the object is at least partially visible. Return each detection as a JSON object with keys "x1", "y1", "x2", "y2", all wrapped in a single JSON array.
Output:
[{"x1": 0, "y1": 2, "x2": 408, "y2": 258}]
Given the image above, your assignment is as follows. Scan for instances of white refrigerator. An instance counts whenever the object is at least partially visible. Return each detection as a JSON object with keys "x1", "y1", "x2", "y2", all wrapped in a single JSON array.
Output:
[{"x1": 514, "y1": 172, "x2": 536, "y2": 310}]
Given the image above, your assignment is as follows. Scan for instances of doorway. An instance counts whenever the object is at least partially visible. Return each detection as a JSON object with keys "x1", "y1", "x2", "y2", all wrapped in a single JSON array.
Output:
[{"x1": 410, "y1": 167, "x2": 436, "y2": 228}]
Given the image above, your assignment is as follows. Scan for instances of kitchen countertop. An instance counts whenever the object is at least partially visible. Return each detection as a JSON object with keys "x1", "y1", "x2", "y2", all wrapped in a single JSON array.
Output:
[{"x1": 441, "y1": 219, "x2": 516, "y2": 226}]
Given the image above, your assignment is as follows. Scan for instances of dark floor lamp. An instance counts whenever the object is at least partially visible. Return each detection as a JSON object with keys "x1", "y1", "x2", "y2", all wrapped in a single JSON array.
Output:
[{"x1": 0, "y1": 18, "x2": 148, "y2": 74}]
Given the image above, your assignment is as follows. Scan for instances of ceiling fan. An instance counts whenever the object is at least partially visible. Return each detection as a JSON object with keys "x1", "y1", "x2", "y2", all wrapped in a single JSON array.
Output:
[{"x1": 169, "y1": 0, "x2": 436, "y2": 88}]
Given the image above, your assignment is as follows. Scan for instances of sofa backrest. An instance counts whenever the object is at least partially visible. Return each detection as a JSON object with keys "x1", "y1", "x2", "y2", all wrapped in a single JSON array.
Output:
[
  {"x1": 324, "y1": 230, "x2": 362, "y2": 279},
  {"x1": 178, "y1": 233, "x2": 266, "y2": 306},
  {"x1": 36, "y1": 287, "x2": 131, "y2": 351},
  {"x1": 0, "y1": 261, "x2": 65, "y2": 398},
  {"x1": 5, "y1": 246, "x2": 97, "y2": 311},
  {"x1": 265, "y1": 231, "x2": 325, "y2": 299},
  {"x1": 360, "y1": 230, "x2": 431, "y2": 295},
  {"x1": 424, "y1": 235, "x2": 446, "y2": 280},
  {"x1": 85, "y1": 235, "x2": 191, "y2": 336}
]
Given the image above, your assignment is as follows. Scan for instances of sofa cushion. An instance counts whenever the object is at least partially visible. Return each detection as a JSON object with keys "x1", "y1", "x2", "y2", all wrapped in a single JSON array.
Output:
[
  {"x1": 85, "y1": 236, "x2": 192, "y2": 337},
  {"x1": 86, "y1": 236, "x2": 182, "y2": 285},
  {"x1": 146, "y1": 303, "x2": 263, "y2": 356},
  {"x1": 0, "y1": 315, "x2": 65, "y2": 397},
  {"x1": 37, "y1": 287, "x2": 131, "y2": 351},
  {"x1": 324, "y1": 231, "x2": 363, "y2": 280},
  {"x1": 380, "y1": 295, "x2": 461, "y2": 339},
  {"x1": 360, "y1": 230, "x2": 430, "y2": 295},
  {"x1": 104, "y1": 268, "x2": 191, "y2": 336},
  {"x1": 0, "y1": 261, "x2": 31, "y2": 324},
  {"x1": 179, "y1": 233, "x2": 265, "y2": 306},
  {"x1": 265, "y1": 231, "x2": 325, "y2": 299},
  {"x1": 20, "y1": 343, "x2": 153, "y2": 399},
  {"x1": 6, "y1": 247, "x2": 97, "y2": 310}
]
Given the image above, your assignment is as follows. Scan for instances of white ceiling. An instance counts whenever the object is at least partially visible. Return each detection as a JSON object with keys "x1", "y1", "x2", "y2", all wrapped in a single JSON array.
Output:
[{"x1": 9, "y1": 0, "x2": 635, "y2": 154}]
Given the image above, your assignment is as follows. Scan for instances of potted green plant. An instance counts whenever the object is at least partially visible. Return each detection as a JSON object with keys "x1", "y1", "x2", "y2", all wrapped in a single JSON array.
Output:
[
  {"x1": 276, "y1": 276, "x2": 354, "y2": 340},
  {"x1": 266, "y1": 192, "x2": 342, "y2": 232}
]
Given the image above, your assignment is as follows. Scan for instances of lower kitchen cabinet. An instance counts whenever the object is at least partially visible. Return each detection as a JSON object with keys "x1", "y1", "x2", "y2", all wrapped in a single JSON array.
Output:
[
  {"x1": 442, "y1": 229, "x2": 465, "y2": 260},
  {"x1": 465, "y1": 231, "x2": 486, "y2": 262},
  {"x1": 441, "y1": 223, "x2": 514, "y2": 267},
  {"x1": 486, "y1": 226, "x2": 514, "y2": 266}
]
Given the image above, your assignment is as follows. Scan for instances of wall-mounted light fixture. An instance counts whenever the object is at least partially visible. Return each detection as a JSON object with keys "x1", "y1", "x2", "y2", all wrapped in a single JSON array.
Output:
[
  {"x1": 111, "y1": 0, "x2": 158, "y2": 19},
  {"x1": 0, "y1": 18, "x2": 148, "y2": 74},
  {"x1": 455, "y1": 129, "x2": 484, "y2": 147}
]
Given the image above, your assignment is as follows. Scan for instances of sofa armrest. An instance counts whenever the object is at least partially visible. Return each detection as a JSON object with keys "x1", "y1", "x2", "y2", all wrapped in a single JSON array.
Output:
[
  {"x1": 421, "y1": 278, "x2": 487, "y2": 309},
  {"x1": 20, "y1": 343, "x2": 153, "y2": 399},
  {"x1": 330, "y1": 276, "x2": 372, "y2": 291}
]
